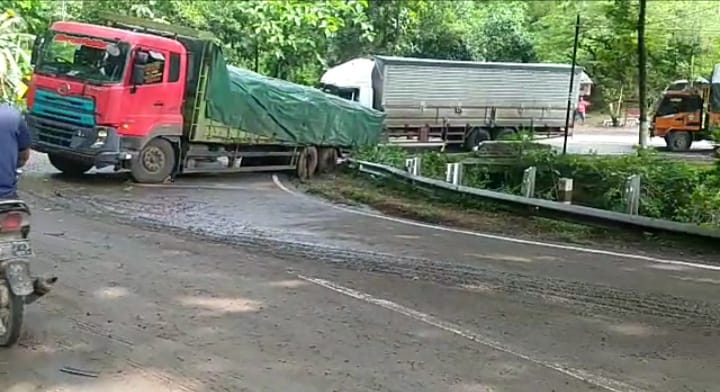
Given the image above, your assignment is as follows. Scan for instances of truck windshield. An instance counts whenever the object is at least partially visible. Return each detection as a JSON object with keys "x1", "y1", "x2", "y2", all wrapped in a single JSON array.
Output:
[
  {"x1": 320, "y1": 84, "x2": 359, "y2": 102},
  {"x1": 654, "y1": 95, "x2": 702, "y2": 117},
  {"x1": 35, "y1": 33, "x2": 129, "y2": 84}
]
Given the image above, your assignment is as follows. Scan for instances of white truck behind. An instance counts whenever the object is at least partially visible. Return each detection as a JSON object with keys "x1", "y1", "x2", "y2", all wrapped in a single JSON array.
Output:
[{"x1": 321, "y1": 56, "x2": 587, "y2": 150}]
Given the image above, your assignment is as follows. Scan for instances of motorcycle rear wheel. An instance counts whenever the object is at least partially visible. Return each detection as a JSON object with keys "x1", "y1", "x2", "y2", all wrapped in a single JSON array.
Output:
[{"x1": 0, "y1": 282, "x2": 23, "y2": 347}]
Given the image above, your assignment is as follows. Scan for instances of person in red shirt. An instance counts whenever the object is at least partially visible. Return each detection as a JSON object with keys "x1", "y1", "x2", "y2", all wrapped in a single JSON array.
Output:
[{"x1": 575, "y1": 96, "x2": 589, "y2": 125}]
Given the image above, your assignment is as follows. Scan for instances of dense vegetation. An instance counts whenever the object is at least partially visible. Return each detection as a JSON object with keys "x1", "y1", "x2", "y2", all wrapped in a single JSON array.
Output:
[
  {"x1": 356, "y1": 145, "x2": 720, "y2": 228},
  {"x1": 2, "y1": 0, "x2": 720, "y2": 108}
]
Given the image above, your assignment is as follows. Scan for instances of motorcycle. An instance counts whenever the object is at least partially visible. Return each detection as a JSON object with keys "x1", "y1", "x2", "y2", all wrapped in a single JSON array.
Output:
[{"x1": 0, "y1": 170, "x2": 57, "y2": 347}]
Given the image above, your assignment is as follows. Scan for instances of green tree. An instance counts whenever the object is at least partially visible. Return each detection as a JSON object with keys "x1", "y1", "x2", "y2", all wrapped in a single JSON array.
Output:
[
  {"x1": 474, "y1": 1, "x2": 536, "y2": 62},
  {"x1": 0, "y1": 10, "x2": 34, "y2": 104}
]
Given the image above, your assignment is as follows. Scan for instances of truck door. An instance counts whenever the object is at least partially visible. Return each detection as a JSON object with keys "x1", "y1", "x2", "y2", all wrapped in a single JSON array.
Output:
[{"x1": 127, "y1": 48, "x2": 184, "y2": 137}]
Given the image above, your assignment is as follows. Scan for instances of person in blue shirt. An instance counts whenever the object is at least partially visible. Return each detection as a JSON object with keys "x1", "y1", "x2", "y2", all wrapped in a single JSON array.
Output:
[{"x1": 0, "y1": 104, "x2": 31, "y2": 199}]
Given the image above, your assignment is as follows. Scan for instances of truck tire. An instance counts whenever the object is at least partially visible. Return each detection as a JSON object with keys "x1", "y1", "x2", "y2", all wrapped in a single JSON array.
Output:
[
  {"x1": 494, "y1": 128, "x2": 517, "y2": 140},
  {"x1": 296, "y1": 146, "x2": 318, "y2": 180},
  {"x1": 48, "y1": 153, "x2": 93, "y2": 176},
  {"x1": 0, "y1": 282, "x2": 23, "y2": 347},
  {"x1": 463, "y1": 128, "x2": 491, "y2": 151},
  {"x1": 665, "y1": 131, "x2": 692, "y2": 152},
  {"x1": 130, "y1": 138, "x2": 176, "y2": 183},
  {"x1": 317, "y1": 148, "x2": 338, "y2": 173}
]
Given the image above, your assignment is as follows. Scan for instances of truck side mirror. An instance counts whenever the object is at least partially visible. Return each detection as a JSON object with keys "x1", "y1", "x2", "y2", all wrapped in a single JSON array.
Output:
[
  {"x1": 132, "y1": 65, "x2": 145, "y2": 85},
  {"x1": 130, "y1": 51, "x2": 148, "y2": 93},
  {"x1": 30, "y1": 34, "x2": 46, "y2": 66},
  {"x1": 134, "y1": 51, "x2": 149, "y2": 66}
]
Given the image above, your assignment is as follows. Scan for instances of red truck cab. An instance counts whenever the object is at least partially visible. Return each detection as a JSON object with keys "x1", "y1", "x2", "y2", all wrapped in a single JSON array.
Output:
[{"x1": 28, "y1": 21, "x2": 187, "y2": 181}]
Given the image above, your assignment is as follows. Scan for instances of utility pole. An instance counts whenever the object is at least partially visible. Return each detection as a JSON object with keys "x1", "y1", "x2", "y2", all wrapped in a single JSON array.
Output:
[
  {"x1": 562, "y1": 13, "x2": 581, "y2": 155},
  {"x1": 637, "y1": 0, "x2": 649, "y2": 148}
]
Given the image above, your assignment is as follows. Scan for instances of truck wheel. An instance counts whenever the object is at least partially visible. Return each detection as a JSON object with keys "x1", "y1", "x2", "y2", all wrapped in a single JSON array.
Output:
[
  {"x1": 131, "y1": 138, "x2": 176, "y2": 183},
  {"x1": 296, "y1": 146, "x2": 318, "y2": 180},
  {"x1": 0, "y1": 282, "x2": 23, "y2": 347},
  {"x1": 494, "y1": 128, "x2": 517, "y2": 140},
  {"x1": 317, "y1": 148, "x2": 338, "y2": 173},
  {"x1": 666, "y1": 131, "x2": 692, "y2": 152},
  {"x1": 463, "y1": 128, "x2": 491, "y2": 150},
  {"x1": 48, "y1": 154, "x2": 93, "y2": 176}
]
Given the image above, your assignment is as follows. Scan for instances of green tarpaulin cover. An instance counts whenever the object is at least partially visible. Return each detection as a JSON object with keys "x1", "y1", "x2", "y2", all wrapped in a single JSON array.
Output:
[{"x1": 205, "y1": 54, "x2": 385, "y2": 147}]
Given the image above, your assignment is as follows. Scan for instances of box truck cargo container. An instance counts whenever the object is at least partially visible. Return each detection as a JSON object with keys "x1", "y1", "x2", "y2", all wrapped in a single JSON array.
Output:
[{"x1": 321, "y1": 56, "x2": 585, "y2": 150}]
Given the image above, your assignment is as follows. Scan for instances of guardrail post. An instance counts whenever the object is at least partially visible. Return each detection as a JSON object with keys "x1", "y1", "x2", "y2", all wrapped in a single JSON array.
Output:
[
  {"x1": 624, "y1": 174, "x2": 641, "y2": 215},
  {"x1": 521, "y1": 166, "x2": 536, "y2": 198},
  {"x1": 558, "y1": 178, "x2": 573, "y2": 204},
  {"x1": 445, "y1": 162, "x2": 463, "y2": 186},
  {"x1": 405, "y1": 157, "x2": 420, "y2": 176}
]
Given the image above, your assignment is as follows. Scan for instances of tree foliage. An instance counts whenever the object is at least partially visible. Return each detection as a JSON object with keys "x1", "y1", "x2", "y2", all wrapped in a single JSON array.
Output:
[
  {"x1": 2, "y1": 0, "x2": 720, "y2": 108},
  {"x1": 0, "y1": 9, "x2": 33, "y2": 103}
]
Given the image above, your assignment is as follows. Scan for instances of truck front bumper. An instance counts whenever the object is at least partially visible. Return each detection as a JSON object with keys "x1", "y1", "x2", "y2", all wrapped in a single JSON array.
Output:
[{"x1": 28, "y1": 115, "x2": 137, "y2": 169}]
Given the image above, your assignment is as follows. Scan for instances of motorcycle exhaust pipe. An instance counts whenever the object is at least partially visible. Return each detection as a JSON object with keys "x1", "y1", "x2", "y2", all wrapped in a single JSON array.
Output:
[{"x1": 24, "y1": 276, "x2": 58, "y2": 305}]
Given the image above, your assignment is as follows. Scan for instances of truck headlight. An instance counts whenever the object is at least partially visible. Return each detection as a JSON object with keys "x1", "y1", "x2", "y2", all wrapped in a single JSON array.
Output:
[{"x1": 92, "y1": 127, "x2": 109, "y2": 148}]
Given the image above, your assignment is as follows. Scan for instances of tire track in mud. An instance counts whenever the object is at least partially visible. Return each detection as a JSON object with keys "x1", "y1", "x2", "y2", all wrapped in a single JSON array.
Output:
[{"x1": 25, "y1": 189, "x2": 720, "y2": 328}]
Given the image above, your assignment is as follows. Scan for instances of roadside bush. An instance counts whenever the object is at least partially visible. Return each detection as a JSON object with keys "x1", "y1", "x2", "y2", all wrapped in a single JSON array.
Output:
[
  {"x1": 356, "y1": 145, "x2": 720, "y2": 227},
  {"x1": 355, "y1": 145, "x2": 408, "y2": 168}
]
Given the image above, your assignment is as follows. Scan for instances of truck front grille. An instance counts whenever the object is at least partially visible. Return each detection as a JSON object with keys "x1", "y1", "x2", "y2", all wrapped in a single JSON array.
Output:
[{"x1": 30, "y1": 90, "x2": 96, "y2": 147}]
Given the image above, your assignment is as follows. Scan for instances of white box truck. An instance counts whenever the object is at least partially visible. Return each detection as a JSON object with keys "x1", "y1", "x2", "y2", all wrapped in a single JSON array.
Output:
[{"x1": 321, "y1": 56, "x2": 587, "y2": 150}]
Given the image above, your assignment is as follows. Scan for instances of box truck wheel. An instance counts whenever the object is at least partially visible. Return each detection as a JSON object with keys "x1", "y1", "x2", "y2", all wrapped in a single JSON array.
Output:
[
  {"x1": 317, "y1": 148, "x2": 338, "y2": 173},
  {"x1": 48, "y1": 153, "x2": 93, "y2": 176},
  {"x1": 665, "y1": 131, "x2": 692, "y2": 152},
  {"x1": 464, "y1": 128, "x2": 490, "y2": 151},
  {"x1": 494, "y1": 128, "x2": 517, "y2": 140},
  {"x1": 131, "y1": 138, "x2": 176, "y2": 183},
  {"x1": 296, "y1": 146, "x2": 318, "y2": 180}
]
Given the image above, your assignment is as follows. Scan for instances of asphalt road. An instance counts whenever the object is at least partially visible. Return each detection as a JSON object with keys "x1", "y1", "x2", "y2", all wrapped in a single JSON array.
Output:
[
  {"x1": 537, "y1": 126, "x2": 716, "y2": 160},
  {"x1": 1, "y1": 153, "x2": 719, "y2": 392}
]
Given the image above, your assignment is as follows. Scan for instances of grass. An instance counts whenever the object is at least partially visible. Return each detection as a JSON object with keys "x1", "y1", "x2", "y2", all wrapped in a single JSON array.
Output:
[{"x1": 298, "y1": 170, "x2": 720, "y2": 261}]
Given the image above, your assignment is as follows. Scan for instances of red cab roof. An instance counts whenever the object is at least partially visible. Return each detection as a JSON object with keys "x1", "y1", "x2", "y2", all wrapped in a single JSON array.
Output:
[{"x1": 50, "y1": 21, "x2": 186, "y2": 53}]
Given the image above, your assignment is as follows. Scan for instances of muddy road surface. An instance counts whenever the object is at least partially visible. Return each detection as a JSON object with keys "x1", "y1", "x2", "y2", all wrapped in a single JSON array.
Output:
[{"x1": 2, "y1": 153, "x2": 719, "y2": 392}]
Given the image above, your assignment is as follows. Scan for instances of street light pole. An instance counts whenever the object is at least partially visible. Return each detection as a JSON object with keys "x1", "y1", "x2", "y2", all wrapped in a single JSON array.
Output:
[{"x1": 562, "y1": 13, "x2": 581, "y2": 155}]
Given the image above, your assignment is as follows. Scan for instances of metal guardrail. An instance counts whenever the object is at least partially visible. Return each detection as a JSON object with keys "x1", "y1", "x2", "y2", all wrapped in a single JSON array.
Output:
[{"x1": 351, "y1": 159, "x2": 720, "y2": 241}]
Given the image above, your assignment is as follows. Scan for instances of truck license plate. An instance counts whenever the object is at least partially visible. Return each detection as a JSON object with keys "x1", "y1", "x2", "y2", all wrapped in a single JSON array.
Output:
[{"x1": 11, "y1": 241, "x2": 32, "y2": 257}]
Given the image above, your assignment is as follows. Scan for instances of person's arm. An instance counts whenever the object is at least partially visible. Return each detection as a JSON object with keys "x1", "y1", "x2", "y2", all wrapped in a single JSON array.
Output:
[{"x1": 17, "y1": 115, "x2": 31, "y2": 168}]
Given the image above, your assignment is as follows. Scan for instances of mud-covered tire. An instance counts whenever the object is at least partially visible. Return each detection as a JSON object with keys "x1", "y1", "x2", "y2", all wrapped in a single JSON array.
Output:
[
  {"x1": 0, "y1": 282, "x2": 24, "y2": 347},
  {"x1": 463, "y1": 128, "x2": 491, "y2": 150},
  {"x1": 317, "y1": 148, "x2": 338, "y2": 174},
  {"x1": 665, "y1": 131, "x2": 692, "y2": 152},
  {"x1": 130, "y1": 138, "x2": 176, "y2": 183},
  {"x1": 48, "y1": 153, "x2": 93, "y2": 176},
  {"x1": 296, "y1": 146, "x2": 318, "y2": 180},
  {"x1": 494, "y1": 128, "x2": 517, "y2": 140}
]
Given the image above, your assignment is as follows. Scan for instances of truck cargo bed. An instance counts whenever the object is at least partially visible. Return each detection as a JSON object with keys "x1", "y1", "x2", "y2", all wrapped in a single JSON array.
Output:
[{"x1": 202, "y1": 54, "x2": 385, "y2": 148}]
